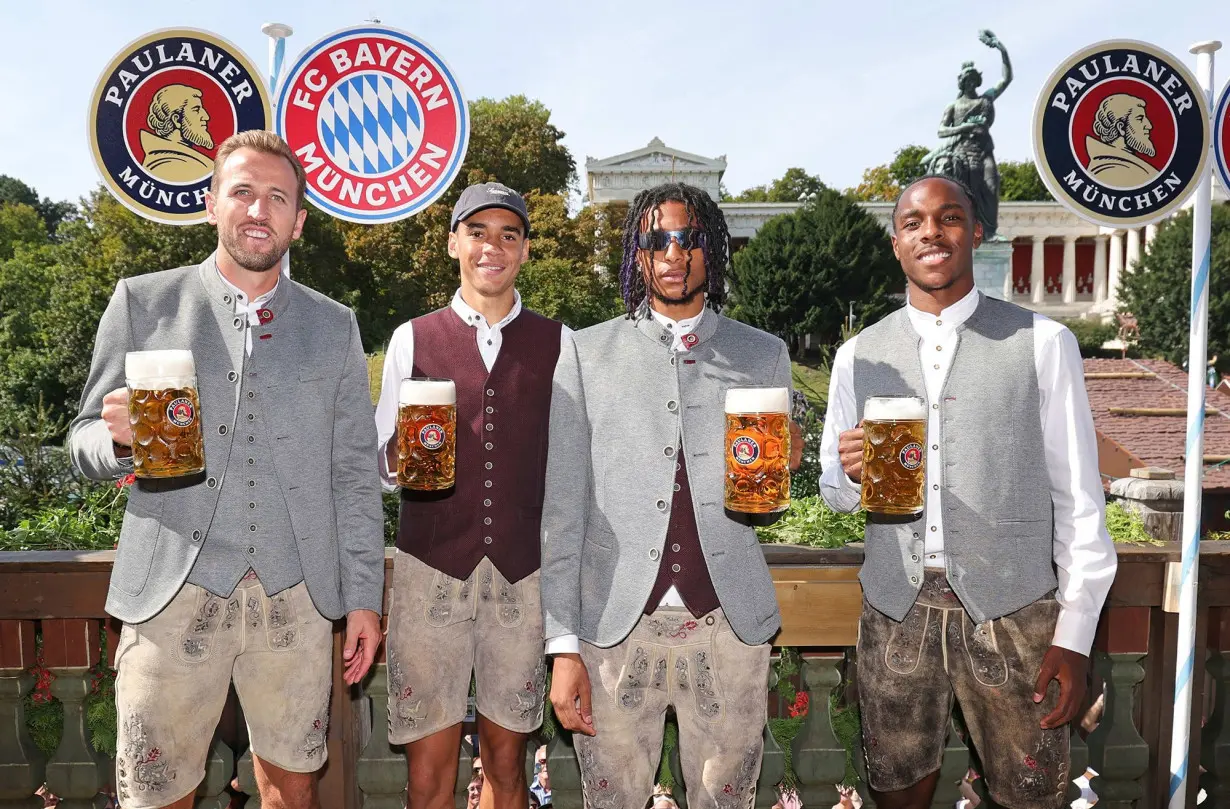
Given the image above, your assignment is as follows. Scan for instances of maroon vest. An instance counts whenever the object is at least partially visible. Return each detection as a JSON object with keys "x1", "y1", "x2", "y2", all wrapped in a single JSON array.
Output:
[
  {"x1": 396, "y1": 306, "x2": 562, "y2": 582},
  {"x1": 644, "y1": 449, "x2": 720, "y2": 617}
]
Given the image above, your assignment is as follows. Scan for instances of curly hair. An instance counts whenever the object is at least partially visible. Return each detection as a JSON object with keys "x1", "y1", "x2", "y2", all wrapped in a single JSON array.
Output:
[{"x1": 618, "y1": 182, "x2": 730, "y2": 316}]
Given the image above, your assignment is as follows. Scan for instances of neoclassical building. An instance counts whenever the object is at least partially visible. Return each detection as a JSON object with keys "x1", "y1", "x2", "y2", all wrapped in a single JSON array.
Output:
[{"x1": 586, "y1": 138, "x2": 1225, "y2": 320}]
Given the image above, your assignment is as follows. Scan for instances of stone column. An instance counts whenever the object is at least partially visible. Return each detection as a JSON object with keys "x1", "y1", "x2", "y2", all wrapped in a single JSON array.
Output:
[
  {"x1": 1126, "y1": 227, "x2": 1142, "y2": 274},
  {"x1": 1062, "y1": 235, "x2": 1078, "y2": 304},
  {"x1": 1145, "y1": 223, "x2": 1158, "y2": 245},
  {"x1": 1110, "y1": 467, "x2": 1183, "y2": 541},
  {"x1": 1093, "y1": 235, "x2": 1109, "y2": 303},
  {"x1": 1030, "y1": 235, "x2": 1047, "y2": 304},
  {"x1": 1107, "y1": 231, "x2": 1125, "y2": 309}
]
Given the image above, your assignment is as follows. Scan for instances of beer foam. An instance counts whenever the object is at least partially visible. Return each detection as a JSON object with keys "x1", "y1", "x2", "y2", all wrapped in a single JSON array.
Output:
[
  {"x1": 125, "y1": 350, "x2": 195, "y2": 385},
  {"x1": 864, "y1": 396, "x2": 926, "y2": 421},
  {"x1": 725, "y1": 387, "x2": 789, "y2": 414},
  {"x1": 399, "y1": 378, "x2": 456, "y2": 406}
]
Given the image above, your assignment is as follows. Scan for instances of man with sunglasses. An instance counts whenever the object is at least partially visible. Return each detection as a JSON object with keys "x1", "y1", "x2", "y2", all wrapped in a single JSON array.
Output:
[
  {"x1": 541, "y1": 182, "x2": 802, "y2": 808},
  {"x1": 375, "y1": 182, "x2": 565, "y2": 809}
]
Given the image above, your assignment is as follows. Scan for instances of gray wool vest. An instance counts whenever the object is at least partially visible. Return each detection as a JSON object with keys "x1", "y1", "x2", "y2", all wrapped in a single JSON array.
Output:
[
  {"x1": 852, "y1": 295, "x2": 1056, "y2": 624},
  {"x1": 187, "y1": 323, "x2": 303, "y2": 598}
]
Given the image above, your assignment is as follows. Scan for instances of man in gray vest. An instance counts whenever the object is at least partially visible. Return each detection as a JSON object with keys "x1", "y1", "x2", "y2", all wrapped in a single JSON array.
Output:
[
  {"x1": 543, "y1": 182, "x2": 802, "y2": 809},
  {"x1": 68, "y1": 130, "x2": 385, "y2": 809},
  {"x1": 375, "y1": 182, "x2": 563, "y2": 809},
  {"x1": 819, "y1": 175, "x2": 1117, "y2": 809}
]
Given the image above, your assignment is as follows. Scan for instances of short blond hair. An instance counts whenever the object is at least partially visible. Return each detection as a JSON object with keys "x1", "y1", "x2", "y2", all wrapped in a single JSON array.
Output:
[{"x1": 210, "y1": 130, "x2": 307, "y2": 210}]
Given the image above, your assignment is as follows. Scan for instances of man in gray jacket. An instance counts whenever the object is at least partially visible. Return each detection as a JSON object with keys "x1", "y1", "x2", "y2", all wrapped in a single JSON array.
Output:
[
  {"x1": 820, "y1": 176, "x2": 1116, "y2": 809},
  {"x1": 542, "y1": 182, "x2": 801, "y2": 809},
  {"x1": 68, "y1": 130, "x2": 385, "y2": 809}
]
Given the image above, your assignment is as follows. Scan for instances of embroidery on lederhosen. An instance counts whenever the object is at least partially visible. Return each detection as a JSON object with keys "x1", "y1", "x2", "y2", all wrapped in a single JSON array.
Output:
[
  {"x1": 511, "y1": 655, "x2": 547, "y2": 721},
  {"x1": 387, "y1": 648, "x2": 428, "y2": 729},
  {"x1": 118, "y1": 715, "x2": 177, "y2": 801},
  {"x1": 426, "y1": 567, "x2": 474, "y2": 627},
  {"x1": 691, "y1": 648, "x2": 722, "y2": 720},
  {"x1": 266, "y1": 590, "x2": 299, "y2": 650},
  {"x1": 180, "y1": 590, "x2": 224, "y2": 662},
  {"x1": 646, "y1": 614, "x2": 699, "y2": 640},
  {"x1": 300, "y1": 716, "x2": 328, "y2": 759},
  {"x1": 716, "y1": 746, "x2": 762, "y2": 809},
  {"x1": 576, "y1": 735, "x2": 620, "y2": 809},
  {"x1": 616, "y1": 646, "x2": 651, "y2": 711}
]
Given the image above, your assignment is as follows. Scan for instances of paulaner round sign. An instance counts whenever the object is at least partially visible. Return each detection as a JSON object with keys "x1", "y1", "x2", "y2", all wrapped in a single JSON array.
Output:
[
  {"x1": 88, "y1": 29, "x2": 271, "y2": 225},
  {"x1": 276, "y1": 25, "x2": 469, "y2": 224},
  {"x1": 1033, "y1": 40, "x2": 1209, "y2": 228}
]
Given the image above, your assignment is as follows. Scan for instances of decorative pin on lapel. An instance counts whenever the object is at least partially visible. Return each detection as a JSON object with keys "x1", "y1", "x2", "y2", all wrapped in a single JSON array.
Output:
[{"x1": 257, "y1": 308, "x2": 274, "y2": 325}]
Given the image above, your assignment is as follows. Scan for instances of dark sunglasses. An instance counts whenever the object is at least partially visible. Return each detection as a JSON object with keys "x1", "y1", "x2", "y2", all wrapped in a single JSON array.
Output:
[{"x1": 637, "y1": 228, "x2": 707, "y2": 251}]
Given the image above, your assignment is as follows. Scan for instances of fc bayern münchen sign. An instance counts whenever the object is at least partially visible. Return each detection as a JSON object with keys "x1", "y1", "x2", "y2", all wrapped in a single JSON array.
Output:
[
  {"x1": 1214, "y1": 78, "x2": 1230, "y2": 195},
  {"x1": 275, "y1": 25, "x2": 469, "y2": 224},
  {"x1": 1033, "y1": 40, "x2": 1209, "y2": 228},
  {"x1": 89, "y1": 29, "x2": 271, "y2": 225}
]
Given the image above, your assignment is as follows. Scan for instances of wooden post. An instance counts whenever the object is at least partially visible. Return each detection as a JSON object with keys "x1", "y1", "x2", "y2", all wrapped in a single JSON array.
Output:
[
  {"x1": 0, "y1": 619, "x2": 44, "y2": 807},
  {"x1": 41, "y1": 619, "x2": 105, "y2": 809}
]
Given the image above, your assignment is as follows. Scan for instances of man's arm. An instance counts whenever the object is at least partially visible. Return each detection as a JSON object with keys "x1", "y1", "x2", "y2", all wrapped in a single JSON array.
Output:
[
  {"x1": 374, "y1": 322, "x2": 414, "y2": 492},
  {"x1": 332, "y1": 312, "x2": 386, "y2": 616},
  {"x1": 818, "y1": 338, "x2": 863, "y2": 513},
  {"x1": 67, "y1": 279, "x2": 135, "y2": 480},
  {"x1": 1039, "y1": 325, "x2": 1117, "y2": 655}
]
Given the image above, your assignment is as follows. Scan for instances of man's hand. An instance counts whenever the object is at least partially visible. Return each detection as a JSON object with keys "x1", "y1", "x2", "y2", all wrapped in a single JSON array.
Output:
[
  {"x1": 550, "y1": 654, "x2": 595, "y2": 736},
  {"x1": 1033, "y1": 645, "x2": 1090, "y2": 729},
  {"x1": 102, "y1": 388, "x2": 133, "y2": 448},
  {"x1": 788, "y1": 420, "x2": 804, "y2": 471},
  {"x1": 837, "y1": 426, "x2": 865, "y2": 483},
  {"x1": 342, "y1": 609, "x2": 382, "y2": 685}
]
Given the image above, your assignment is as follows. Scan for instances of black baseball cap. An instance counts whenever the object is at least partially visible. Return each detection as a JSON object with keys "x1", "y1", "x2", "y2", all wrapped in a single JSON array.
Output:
[{"x1": 450, "y1": 182, "x2": 531, "y2": 236}]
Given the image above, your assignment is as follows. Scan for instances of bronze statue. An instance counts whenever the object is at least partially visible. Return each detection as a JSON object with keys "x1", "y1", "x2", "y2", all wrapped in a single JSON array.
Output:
[{"x1": 923, "y1": 30, "x2": 1012, "y2": 239}]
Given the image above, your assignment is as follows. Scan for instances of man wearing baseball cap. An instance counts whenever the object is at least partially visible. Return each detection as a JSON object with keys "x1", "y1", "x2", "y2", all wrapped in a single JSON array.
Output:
[{"x1": 375, "y1": 182, "x2": 566, "y2": 809}]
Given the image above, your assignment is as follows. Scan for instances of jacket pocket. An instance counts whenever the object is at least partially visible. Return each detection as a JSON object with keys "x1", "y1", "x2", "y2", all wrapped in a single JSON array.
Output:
[{"x1": 112, "y1": 492, "x2": 164, "y2": 597}]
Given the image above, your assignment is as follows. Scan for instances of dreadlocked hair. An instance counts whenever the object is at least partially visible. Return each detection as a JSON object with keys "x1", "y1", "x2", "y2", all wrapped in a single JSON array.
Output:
[{"x1": 618, "y1": 182, "x2": 730, "y2": 317}]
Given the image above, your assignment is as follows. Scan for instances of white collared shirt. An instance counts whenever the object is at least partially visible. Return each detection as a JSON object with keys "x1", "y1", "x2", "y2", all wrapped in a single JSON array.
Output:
[
  {"x1": 216, "y1": 267, "x2": 278, "y2": 358},
  {"x1": 375, "y1": 289, "x2": 570, "y2": 489},
  {"x1": 818, "y1": 287, "x2": 1117, "y2": 655},
  {"x1": 544, "y1": 304, "x2": 707, "y2": 655}
]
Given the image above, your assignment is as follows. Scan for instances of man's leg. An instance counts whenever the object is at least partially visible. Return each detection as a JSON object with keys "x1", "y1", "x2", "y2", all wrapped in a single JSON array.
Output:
[
  {"x1": 670, "y1": 609, "x2": 769, "y2": 809},
  {"x1": 472, "y1": 562, "x2": 546, "y2": 809},
  {"x1": 386, "y1": 550, "x2": 478, "y2": 808},
  {"x1": 574, "y1": 633, "x2": 669, "y2": 809},
  {"x1": 114, "y1": 585, "x2": 240, "y2": 809},
  {"x1": 231, "y1": 580, "x2": 333, "y2": 809},
  {"x1": 856, "y1": 573, "x2": 958, "y2": 809},
  {"x1": 951, "y1": 594, "x2": 1069, "y2": 809}
]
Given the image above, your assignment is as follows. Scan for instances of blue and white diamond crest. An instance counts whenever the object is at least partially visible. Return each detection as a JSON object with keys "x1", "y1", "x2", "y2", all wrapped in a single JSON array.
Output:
[{"x1": 318, "y1": 72, "x2": 423, "y2": 177}]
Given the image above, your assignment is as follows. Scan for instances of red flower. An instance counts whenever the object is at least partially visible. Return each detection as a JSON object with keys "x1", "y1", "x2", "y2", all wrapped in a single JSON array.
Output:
[
  {"x1": 1023, "y1": 755, "x2": 1038, "y2": 770},
  {"x1": 788, "y1": 691, "x2": 810, "y2": 718},
  {"x1": 723, "y1": 784, "x2": 734, "y2": 795},
  {"x1": 116, "y1": 473, "x2": 136, "y2": 488}
]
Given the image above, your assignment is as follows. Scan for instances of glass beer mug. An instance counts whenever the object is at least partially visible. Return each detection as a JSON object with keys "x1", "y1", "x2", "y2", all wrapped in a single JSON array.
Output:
[
  {"x1": 724, "y1": 387, "x2": 791, "y2": 514},
  {"x1": 860, "y1": 396, "x2": 926, "y2": 515},
  {"x1": 125, "y1": 349, "x2": 206, "y2": 478},
  {"x1": 397, "y1": 378, "x2": 457, "y2": 491}
]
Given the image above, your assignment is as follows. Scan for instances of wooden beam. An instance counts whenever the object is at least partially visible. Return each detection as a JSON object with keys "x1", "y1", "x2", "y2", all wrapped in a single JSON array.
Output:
[
  {"x1": 1108, "y1": 407, "x2": 1218, "y2": 416},
  {"x1": 1086, "y1": 372, "x2": 1157, "y2": 379}
]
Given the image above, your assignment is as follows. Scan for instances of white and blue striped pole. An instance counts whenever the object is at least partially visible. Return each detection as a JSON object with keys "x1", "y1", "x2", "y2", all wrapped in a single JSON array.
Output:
[
  {"x1": 261, "y1": 22, "x2": 294, "y2": 278},
  {"x1": 1168, "y1": 39, "x2": 1220, "y2": 809}
]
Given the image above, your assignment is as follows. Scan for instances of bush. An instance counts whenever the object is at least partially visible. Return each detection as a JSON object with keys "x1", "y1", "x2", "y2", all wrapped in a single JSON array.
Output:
[{"x1": 1059, "y1": 317, "x2": 1118, "y2": 358}]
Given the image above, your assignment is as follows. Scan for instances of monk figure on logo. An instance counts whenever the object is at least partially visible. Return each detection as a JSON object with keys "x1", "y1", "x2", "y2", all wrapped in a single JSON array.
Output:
[
  {"x1": 1086, "y1": 94, "x2": 1160, "y2": 188},
  {"x1": 141, "y1": 84, "x2": 215, "y2": 183}
]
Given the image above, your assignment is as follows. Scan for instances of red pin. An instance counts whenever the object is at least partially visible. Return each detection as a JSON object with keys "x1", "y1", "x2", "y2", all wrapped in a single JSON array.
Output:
[
  {"x1": 682, "y1": 333, "x2": 699, "y2": 350},
  {"x1": 257, "y1": 308, "x2": 274, "y2": 325}
]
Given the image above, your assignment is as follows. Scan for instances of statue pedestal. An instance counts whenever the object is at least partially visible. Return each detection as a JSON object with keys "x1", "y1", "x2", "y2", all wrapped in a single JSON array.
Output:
[{"x1": 972, "y1": 241, "x2": 1014, "y2": 300}]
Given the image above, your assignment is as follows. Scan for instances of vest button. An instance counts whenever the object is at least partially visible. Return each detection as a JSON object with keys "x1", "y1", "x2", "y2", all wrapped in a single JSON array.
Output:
[
  {"x1": 649, "y1": 549, "x2": 660, "y2": 560},
  {"x1": 485, "y1": 480, "x2": 493, "y2": 488},
  {"x1": 673, "y1": 483, "x2": 681, "y2": 492},
  {"x1": 486, "y1": 423, "x2": 494, "y2": 432},
  {"x1": 484, "y1": 517, "x2": 492, "y2": 525},
  {"x1": 485, "y1": 462, "x2": 493, "y2": 470},
  {"x1": 486, "y1": 406, "x2": 494, "y2": 414},
  {"x1": 483, "y1": 499, "x2": 492, "y2": 507},
  {"x1": 191, "y1": 530, "x2": 202, "y2": 541},
  {"x1": 932, "y1": 403, "x2": 939, "y2": 410},
  {"x1": 206, "y1": 477, "x2": 217, "y2": 488},
  {"x1": 247, "y1": 458, "x2": 255, "y2": 465},
  {"x1": 248, "y1": 546, "x2": 256, "y2": 554},
  {"x1": 249, "y1": 503, "x2": 256, "y2": 509},
  {"x1": 228, "y1": 372, "x2": 237, "y2": 382},
  {"x1": 248, "y1": 436, "x2": 255, "y2": 444},
  {"x1": 249, "y1": 525, "x2": 257, "y2": 532},
  {"x1": 486, "y1": 388, "x2": 495, "y2": 397},
  {"x1": 672, "y1": 544, "x2": 680, "y2": 552},
  {"x1": 672, "y1": 564, "x2": 681, "y2": 573},
  {"x1": 485, "y1": 442, "x2": 493, "y2": 450},
  {"x1": 218, "y1": 425, "x2": 228, "y2": 435},
  {"x1": 932, "y1": 445, "x2": 938, "y2": 450},
  {"x1": 484, "y1": 537, "x2": 493, "y2": 545},
  {"x1": 247, "y1": 414, "x2": 255, "y2": 421},
  {"x1": 247, "y1": 391, "x2": 255, "y2": 399},
  {"x1": 248, "y1": 480, "x2": 256, "y2": 487},
  {"x1": 910, "y1": 576, "x2": 918, "y2": 583}
]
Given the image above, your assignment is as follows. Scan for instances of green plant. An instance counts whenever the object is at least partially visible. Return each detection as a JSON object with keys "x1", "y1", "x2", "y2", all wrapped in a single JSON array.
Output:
[
  {"x1": 1058, "y1": 318, "x2": 1118, "y2": 358},
  {"x1": 2, "y1": 478, "x2": 129, "y2": 551},
  {"x1": 756, "y1": 496, "x2": 866, "y2": 548},
  {"x1": 1105, "y1": 501, "x2": 1161, "y2": 545}
]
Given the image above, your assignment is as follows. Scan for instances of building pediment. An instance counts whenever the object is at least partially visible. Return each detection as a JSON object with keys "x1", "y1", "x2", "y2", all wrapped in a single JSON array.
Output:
[{"x1": 586, "y1": 137, "x2": 727, "y2": 173}]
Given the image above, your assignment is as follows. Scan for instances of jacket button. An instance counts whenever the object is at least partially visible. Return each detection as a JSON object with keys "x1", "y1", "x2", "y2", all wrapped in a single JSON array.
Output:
[
  {"x1": 649, "y1": 549, "x2": 660, "y2": 560},
  {"x1": 227, "y1": 371, "x2": 237, "y2": 382},
  {"x1": 248, "y1": 546, "x2": 256, "y2": 554},
  {"x1": 486, "y1": 388, "x2": 495, "y2": 397},
  {"x1": 191, "y1": 530, "x2": 202, "y2": 541},
  {"x1": 223, "y1": 295, "x2": 232, "y2": 304},
  {"x1": 248, "y1": 436, "x2": 255, "y2": 444},
  {"x1": 670, "y1": 357, "x2": 676, "y2": 366},
  {"x1": 659, "y1": 334, "x2": 669, "y2": 343},
  {"x1": 247, "y1": 414, "x2": 255, "y2": 421},
  {"x1": 484, "y1": 536, "x2": 493, "y2": 545},
  {"x1": 656, "y1": 499, "x2": 667, "y2": 510},
  {"x1": 233, "y1": 317, "x2": 243, "y2": 328},
  {"x1": 247, "y1": 391, "x2": 255, "y2": 399},
  {"x1": 667, "y1": 401, "x2": 678, "y2": 411},
  {"x1": 218, "y1": 425, "x2": 228, "y2": 435},
  {"x1": 911, "y1": 555, "x2": 919, "y2": 562},
  {"x1": 249, "y1": 525, "x2": 257, "y2": 532},
  {"x1": 206, "y1": 477, "x2": 217, "y2": 488},
  {"x1": 664, "y1": 446, "x2": 675, "y2": 457}
]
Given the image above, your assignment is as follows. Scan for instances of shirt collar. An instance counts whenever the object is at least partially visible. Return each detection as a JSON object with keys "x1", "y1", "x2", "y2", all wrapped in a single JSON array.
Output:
[
  {"x1": 451, "y1": 288, "x2": 522, "y2": 330},
  {"x1": 215, "y1": 264, "x2": 280, "y2": 307},
  {"x1": 648, "y1": 304, "x2": 705, "y2": 334},
  {"x1": 906, "y1": 286, "x2": 980, "y2": 334}
]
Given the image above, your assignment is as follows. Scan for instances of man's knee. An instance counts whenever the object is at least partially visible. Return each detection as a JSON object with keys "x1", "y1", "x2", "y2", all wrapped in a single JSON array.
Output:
[{"x1": 253, "y1": 755, "x2": 318, "y2": 807}]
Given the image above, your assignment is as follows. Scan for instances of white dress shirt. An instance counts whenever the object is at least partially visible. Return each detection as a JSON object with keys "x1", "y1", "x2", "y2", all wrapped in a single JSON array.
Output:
[
  {"x1": 818, "y1": 288, "x2": 1117, "y2": 655},
  {"x1": 216, "y1": 267, "x2": 278, "y2": 357},
  {"x1": 375, "y1": 288, "x2": 570, "y2": 490},
  {"x1": 544, "y1": 305, "x2": 706, "y2": 656}
]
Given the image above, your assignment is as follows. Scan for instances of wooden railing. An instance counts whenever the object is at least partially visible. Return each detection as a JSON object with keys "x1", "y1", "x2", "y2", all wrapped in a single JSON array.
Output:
[{"x1": 0, "y1": 543, "x2": 1226, "y2": 808}]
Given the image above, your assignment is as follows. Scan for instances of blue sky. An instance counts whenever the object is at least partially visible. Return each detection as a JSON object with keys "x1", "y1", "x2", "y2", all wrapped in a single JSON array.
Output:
[{"x1": 1, "y1": 0, "x2": 1226, "y2": 205}]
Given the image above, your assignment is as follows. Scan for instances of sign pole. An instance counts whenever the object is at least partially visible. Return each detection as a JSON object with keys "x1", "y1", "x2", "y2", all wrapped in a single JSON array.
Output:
[
  {"x1": 1168, "y1": 38, "x2": 1220, "y2": 809},
  {"x1": 261, "y1": 22, "x2": 294, "y2": 278}
]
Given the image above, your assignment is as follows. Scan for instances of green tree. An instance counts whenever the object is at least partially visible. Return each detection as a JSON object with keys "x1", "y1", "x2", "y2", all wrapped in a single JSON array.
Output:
[
  {"x1": 1119, "y1": 205, "x2": 1230, "y2": 370},
  {"x1": 998, "y1": 160, "x2": 1053, "y2": 201},
  {"x1": 0, "y1": 203, "x2": 48, "y2": 259},
  {"x1": 0, "y1": 175, "x2": 75, "y2": 236},
  {"x1": 847, "y1": 145, "x2": 928, "y2": 201},
  {"x1": 727, "y1": 189, "x2": 899, "y2": 353},
  {"x1": 464, "y1": 96, "x2": 576, "y2": 195},
  {"x1": 731, "y1": 167, "x2": 828, "y2": 202}
]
